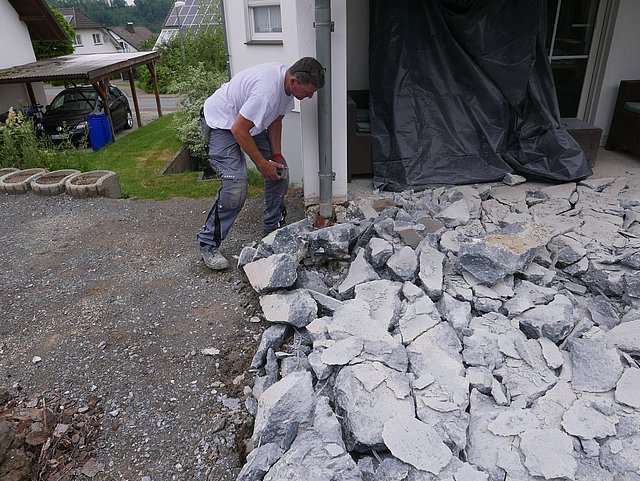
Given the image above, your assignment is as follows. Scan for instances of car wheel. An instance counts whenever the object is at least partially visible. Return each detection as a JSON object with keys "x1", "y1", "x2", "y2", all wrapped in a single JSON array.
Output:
[{"x1": 124, "y1": 110, "x2": 133, "y2": 130}]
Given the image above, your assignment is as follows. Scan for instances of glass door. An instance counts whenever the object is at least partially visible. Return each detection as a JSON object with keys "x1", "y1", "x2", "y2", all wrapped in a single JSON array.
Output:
[{"x1": 546, "y1": 0, "x2": 601, "y2": 117}]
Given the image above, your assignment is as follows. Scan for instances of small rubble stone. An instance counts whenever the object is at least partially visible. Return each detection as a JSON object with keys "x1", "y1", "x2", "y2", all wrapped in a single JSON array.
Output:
[
  {"x1": 236, "y1": 443, "x2": 283, "y2": 481},
  {"x1": 517, "y1": 294, "x2": 575, "y2": 342},
  {"x1": 615, "y1": 368, "x2": 640, "y2": 408},
  {"x1": 418, "y1": 244, "x2": 445, "y2": 299},
  {"x1": 382, "y1": 415, "x2": 452, "y2": 475},
  {"x1": 251, "y1": 324, "x2": 290, "y2": 369},
  {"x1": 568, "y1": 338, "x2": 624, "y2": 393},
  {"x1": 519, "y1": 428, "x2": 577, "y2": 480},
  {"x1": 368, "y1": 237, "x2": 393, "y2": 268},
  {"x1": 338, "y1": 249, "x2": 380, "y2": 296},
  {"x1": 386, "y1": 245, "x2": 418, "y2": 281},
  {"x1": 260, "y1": 290, "x2": 318, "y2": 328},
  {"x1": 243, "y1": 254, "x2": 299, "y2": 294},
  {"x1": 503, "y1": 173, "x2": 526, "y2": 186},
  {"x1": 605, "y1": 320, "x2": 640, "y2": 355},
  {"x1": 561, "y1": 399, "x2": 618, "y2": 440}
]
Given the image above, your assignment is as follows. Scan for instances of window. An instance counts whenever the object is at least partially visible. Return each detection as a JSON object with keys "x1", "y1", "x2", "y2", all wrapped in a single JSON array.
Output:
[
  {"x1": 92, "y1": 33, "x2": 102, "y2": 45},
  {"x1": 246, "y1": 1, "x2": 282, "y2": 42},
  {"x1": 73, "y1": 35, "x2": 83, "y2": 46}
]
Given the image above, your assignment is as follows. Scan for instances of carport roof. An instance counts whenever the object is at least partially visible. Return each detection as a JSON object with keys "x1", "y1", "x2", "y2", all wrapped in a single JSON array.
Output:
[{"x1": 0, "y1": 52, "x2": 160, "y2": 85}]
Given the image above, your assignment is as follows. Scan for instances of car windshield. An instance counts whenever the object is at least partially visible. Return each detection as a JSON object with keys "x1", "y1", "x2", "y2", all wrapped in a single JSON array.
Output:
[{"x1": 49, "y1": 90, "x2": 98, "y2": 111}]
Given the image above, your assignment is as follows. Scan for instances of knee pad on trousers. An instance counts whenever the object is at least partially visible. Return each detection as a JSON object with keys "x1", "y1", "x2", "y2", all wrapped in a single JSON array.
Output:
[{"x1": 219, "y1": 180, "x2": 248, "y2": 211}]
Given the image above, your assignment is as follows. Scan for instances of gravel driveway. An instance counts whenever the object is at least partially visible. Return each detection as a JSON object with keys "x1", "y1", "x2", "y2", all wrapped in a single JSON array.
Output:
[{"x1": 0, "y1": 189, "x2": 306, "y2": 480}]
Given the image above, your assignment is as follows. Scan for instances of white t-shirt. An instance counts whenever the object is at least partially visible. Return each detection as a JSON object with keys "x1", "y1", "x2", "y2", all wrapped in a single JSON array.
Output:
[{"x1": 203, "y1": 63, "x2": 294, "y2": 136}]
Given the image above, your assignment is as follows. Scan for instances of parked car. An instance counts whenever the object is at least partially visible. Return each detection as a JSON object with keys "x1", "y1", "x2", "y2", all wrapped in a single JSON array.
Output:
[{"x1": 37, "y1": 85, "x2": 133, "y2": 144}]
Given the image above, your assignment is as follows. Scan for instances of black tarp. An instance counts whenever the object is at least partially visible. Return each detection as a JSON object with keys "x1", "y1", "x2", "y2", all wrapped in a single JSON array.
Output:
[{"x1": 369, "y1": 0, "x2": 593, "y2": 190}]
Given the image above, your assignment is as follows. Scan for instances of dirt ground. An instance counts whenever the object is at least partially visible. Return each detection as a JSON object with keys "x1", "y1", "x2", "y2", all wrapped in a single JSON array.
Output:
[{"x1": 0, "y1": 187, "x2": 307, "y2": 481}]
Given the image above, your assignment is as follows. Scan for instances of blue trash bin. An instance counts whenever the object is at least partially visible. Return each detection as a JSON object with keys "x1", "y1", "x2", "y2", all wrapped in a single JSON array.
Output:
[{"x1": 87, "y1": 114, "x2": 113, "y2": 151}]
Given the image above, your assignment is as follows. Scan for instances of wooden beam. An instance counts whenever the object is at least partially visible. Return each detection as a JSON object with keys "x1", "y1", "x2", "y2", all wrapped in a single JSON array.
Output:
[
  {"x1": 91, "y1": 80, "x2": 116, "y2": 144},
  {"x1": 128, "y1": 68, "x2": 142, "y2": 128},
  {"x1": 146, "y1": 61, "x2": 163, "y2": 118}
]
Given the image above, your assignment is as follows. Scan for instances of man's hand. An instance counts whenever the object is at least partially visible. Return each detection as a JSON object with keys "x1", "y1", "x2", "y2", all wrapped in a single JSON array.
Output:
[{"x1": 258, "y1": 158, "x2": 283, "y2": 181}]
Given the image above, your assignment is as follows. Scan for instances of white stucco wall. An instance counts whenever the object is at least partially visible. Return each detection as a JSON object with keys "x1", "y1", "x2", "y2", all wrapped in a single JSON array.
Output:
[
  {"x1": 0, "y1": 1, "x2": 47, "y2": 113},
  {"x1": 223, "y1": 0, "x2": 348, "y2": 205},
  {"x1": 593, "y1": 0, "x2": 640, "y2": 135},
  {"x1": 74, "y1": 28, "x2": 120, "y2": 54}
]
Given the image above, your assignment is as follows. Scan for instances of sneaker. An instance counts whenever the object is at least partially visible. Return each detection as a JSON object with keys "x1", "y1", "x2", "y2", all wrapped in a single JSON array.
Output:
[{"x1": 200, "y1": 245, "x2": 229, "y2": 270}]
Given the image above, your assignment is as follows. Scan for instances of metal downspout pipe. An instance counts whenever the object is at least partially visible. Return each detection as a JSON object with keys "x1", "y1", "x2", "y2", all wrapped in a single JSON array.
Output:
[{"x1": 315, "y1": 0, "x2": 334, "y2": 220}]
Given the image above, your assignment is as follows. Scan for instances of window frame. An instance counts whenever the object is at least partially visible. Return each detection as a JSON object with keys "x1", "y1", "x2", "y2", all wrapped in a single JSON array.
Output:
[
  {"x1": 73, "y1": 34, "x2": 83, "y2": 46},
  {"x1": 245, "y1": 0, "x2": 283, "y2": 44},
  {"x1": 92, "y1": 33, "x2": 102, "y2": 45}
]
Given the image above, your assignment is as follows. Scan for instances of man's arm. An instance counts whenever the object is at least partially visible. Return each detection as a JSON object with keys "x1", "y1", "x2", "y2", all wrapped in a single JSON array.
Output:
[
  {"x1": 267, "y1": 115, "x2": 284, "y2": 158},
  {"x1": 230, "y1": 114, "x2": 281, "y2": 180}
]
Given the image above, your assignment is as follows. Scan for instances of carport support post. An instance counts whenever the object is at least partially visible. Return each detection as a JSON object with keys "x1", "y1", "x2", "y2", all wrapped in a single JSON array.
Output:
[
  {"x1": 128, "y1": 68, "x2": 142, "y2": 128},
  {"x1": 146, "y1": 61, "x2": 163, "y2": 118},
  {"x1": 26, "y1": 82, "x2": 37, "y2": 106}
]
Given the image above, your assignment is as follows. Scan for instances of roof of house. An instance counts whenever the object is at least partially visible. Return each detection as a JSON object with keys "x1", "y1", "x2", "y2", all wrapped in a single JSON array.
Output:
[
  {"x1": 56, "y1": 7, "x2": 105, "y2": 30},
  {"x1": 8, "y1": 0, "x2": 68, "y2": 41},
  {"x1": 109, "y1": 24, "x2": 154, "y2": 51}
]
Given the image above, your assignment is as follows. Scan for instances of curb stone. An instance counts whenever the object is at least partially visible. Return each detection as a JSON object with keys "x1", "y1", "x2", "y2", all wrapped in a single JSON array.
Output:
[
  {"x1": 0, "y1": 168, "x2": 46, "y2": 194},
  {"x1": 65, "y1": 170, "x2": 122, "y2": 199},
  {"x1": 31, "y1": 169, "x2": 81, "y2": 196}
]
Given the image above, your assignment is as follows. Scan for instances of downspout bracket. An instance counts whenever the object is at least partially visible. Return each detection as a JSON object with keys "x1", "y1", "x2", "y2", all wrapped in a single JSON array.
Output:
[{"x1": 313, "y1": 21, "x2": 335, "y2": 32}]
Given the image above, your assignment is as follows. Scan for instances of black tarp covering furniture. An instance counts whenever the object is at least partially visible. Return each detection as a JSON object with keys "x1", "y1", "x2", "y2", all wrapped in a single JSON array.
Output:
[
  {"x1": 369, "y1": 0, "x2": 592, "y2": 190},
  {"x1": 605, "y1": 80, "x2": 640, "y2": 157}
]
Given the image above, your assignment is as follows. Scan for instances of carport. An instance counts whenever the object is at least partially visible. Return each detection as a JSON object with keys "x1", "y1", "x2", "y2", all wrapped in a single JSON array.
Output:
[{"x1": 0, "y1": 51, "x2": 162, "y2": 141}]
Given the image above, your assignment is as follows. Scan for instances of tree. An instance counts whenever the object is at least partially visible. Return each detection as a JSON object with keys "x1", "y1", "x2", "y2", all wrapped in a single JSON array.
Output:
[{"x1": 32, "y1": 7, "x2": 76, "y2": 60}]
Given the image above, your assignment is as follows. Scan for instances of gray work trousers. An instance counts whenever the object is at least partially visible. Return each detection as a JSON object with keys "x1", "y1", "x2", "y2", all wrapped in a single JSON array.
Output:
[{"x1": 197, "y1": 129, "x2": 288, "y2": 249}]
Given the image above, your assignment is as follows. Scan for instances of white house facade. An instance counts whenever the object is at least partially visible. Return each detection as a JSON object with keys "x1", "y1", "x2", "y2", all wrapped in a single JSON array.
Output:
[
  {"x1": 221, "y1": 0, "x2": 640, "y2": 206},
  {"x1": 58, "y1": 8, "x2": 120, "y2": 55}
]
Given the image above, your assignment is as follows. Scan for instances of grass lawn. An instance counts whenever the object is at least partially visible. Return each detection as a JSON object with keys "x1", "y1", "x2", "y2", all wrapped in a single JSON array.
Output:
[{"x1": 59, "y1": 114, "x2": 262, "y2": 200}]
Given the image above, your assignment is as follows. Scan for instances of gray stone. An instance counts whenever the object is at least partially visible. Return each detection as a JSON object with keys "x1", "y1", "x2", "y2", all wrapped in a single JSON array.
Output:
[
  {"x1": 307, "y1": 289, "x2": 343, "y2": 316},
  {"x1": 615, "y1": 367, "x2": 640, "y2": 408},
  {"x1": 338, "y1": 249, "x2": 380, "y2": 296},
  {"x1": 238, "y1": 245, "x2": 257, "y2": 269},
  {"x1": 568, "y1": 338, "x2": 624, "y2": 392},
  {"x1": 263, "y1": 397, "x2": 361, "y2": 481},
  {"x1": 458, "y1": 232, "x2": 543, "y2": 285},
  {"x1": 517, "y1": 294, "x2": 576, "y2": 342},
  {"x1": 548, "y1": 234, "x2": 587, "y2": 267},
  {"x1": 465, "y1": 366, "x2": 493, "y2": 394},
  {"x1": 251, "y1": 324, "x2": 290, "y2": 369},
  {"x1": 503, "y1": 173, "x2": 527, "y2": 186},
  {"x1": 334, "y1": 363, "x2": 414, "y2": 451},
  {"x1": 605, "y1": 320, "x2": 640, "y2": 355},
  {"x1": 308, "y1": 351, "x2": 332, "y2": 381},
  {"x1": 624, "y1": 271, "x2": 640, "y2": 298},
  {"x1": 437, "y1": 199, "x2": 472, "y2": 228},
  {"x1": 321, "y1": 337, "x2": 363, "y2": 366},
  {"x1": 261, "y1": 219, "x2": 311, "y2": 260},
  {"x1": 387, "y1": 245, "x2": 418, "y2": 281},
  {"x1": 382, "y1": 415, "x2": 452, "y2": 475},
  {"x1": 488, "y1": 408, "x2": 539, "y2": 436},
  {"x1": 586, "y1": 295, "x2": 620, "y2": 330},
  {"x1": 519, "y1": 428, "x2": 577, "y2": 480},
  {"x1": 244, "y1": 254, "x2": 299, "y2": 294},
  {"x1": 394, "y1": 221, "x2": 426, "y2": 248},
  {"x1": 418, "y1": 245, "x2": 445, "y2": 299},
  {"x1": 280, "y1": 353, "x2": 312, "y2": 378},
  {"x1": 521, "y1": 262, "x2": 555, "y2": 286},
  {"x1": 438, "y1": 292, "x2": 471, "y2": 335},
  {"x1": 368, "y1": 237, "x2": 393, "y2": 269},
  {"x1": 473, "y1": 297, "x2": 502, "y2": 314},
  {"x1": 237, "y1": 443, "x2": 283, "y2": 481},
  {"x1": 306, "y1": 222, "x2": 361, "y2": 261},
  {"x1": 514, "y1": 280, "x2": 556, "y2": 305},
  {"x1": 252, "y1": 371, "x2": 315, "y2": 446},
  {"x1": 538, "y1": 337, "x2": 564, "y2": 370},
  {"x1": 260, "y1": 290, "x2": 318, "y2": 328},
  {"x1": 399, "y1": 294, "x2": 440, "y2": 345},
  {"x1": 354, "y1": 280, "x2": 403, "y2": 331},
  {"x1": 295, "y1": 269, "x2": 330, "y2": 294},
  {"x1": 561, "y1": 399, "x2": 618, "y2": 440},
  {"x1": 599, "y1": 436, "x2": 640, "y2": 481}
]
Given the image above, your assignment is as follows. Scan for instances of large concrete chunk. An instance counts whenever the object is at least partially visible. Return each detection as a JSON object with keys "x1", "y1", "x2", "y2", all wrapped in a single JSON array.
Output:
[
  {"x1": 519, "y1": 428, "x2": 577, "y2": 480},
  {"x1": 333, "y1": 363, "x2": 414, "y2": 451},
  {"x1": 418, "y1": 244, "x2": 445, "y2": 299},
  {"x1": 605, "y1": 320, "x2": 640, "y2": 355},
  {"x1": 382, "y1": 415, "x2": 452, "y2": 475},
  {"x1": 260, "y1": 290, "x2": 318, "y2": 328},
  {"x1": 615, "y1": 368, "x2": 640, "y2": 408},
  {"x1": 236, "y1": 443, "x2": 283, "y2": 481},
  {"x1": 244, "y1": 253, "x2": 299, "y2": 294},
  {"x1": 568, "y1": 338, "x2": 624, "y2": 393},
  {"x1": 561, "y1": 399, "x2": 618, "y2": 440},
  {"x1": 458, "y1": 232, "x2": 544, "y2": 285},
  {"x1": 354, "y1": 280, "x2": 403, "y2": 331},
  {"x1": 306, "y1": 223, "x2": 361, "y2": 261},
  {"x1": 251, "y1": 324, "x2": 290, "y2": 369},
  {"x1": 517, "y1": 294, "x2": 576, "y2": 343},
  {"x1": 338, "y1": 249, "x2": 380, "y2": 296},
  {"x1": 386, "y1": 245, "x2": 419, "y2": 281},
  {"x1": 252, "y1": 371, "x2": 316, "y2": 446}
]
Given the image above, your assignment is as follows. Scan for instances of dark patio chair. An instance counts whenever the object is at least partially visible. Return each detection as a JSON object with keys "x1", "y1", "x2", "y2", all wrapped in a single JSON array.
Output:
[{"x1": 605, "y1": 80, "x2": 640, "y2": 156}]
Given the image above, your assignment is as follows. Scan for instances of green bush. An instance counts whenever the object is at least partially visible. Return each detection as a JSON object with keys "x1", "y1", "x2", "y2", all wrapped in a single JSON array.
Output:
[
  {"x1": 0, "y1": 108, "x2": 89, "y2": 171},
  {"x1": 32, "y1": 8, "x2": 75, "y2": 60},
  {"x1": 138, "y1": 26, "x2": 227, "y2": 94},
  {"x1": 168, "y1": 63, "x2": 226, "y2": 163}
]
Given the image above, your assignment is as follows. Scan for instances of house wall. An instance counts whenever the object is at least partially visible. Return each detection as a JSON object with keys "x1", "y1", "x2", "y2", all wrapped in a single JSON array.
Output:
[
  {"x1": 74, "y1": 28, "x2": 120, "y2": 54},
  {"x1": 223, "y1": 0, "x2": 349, "y2": 205},
  {"x1": 0, "y1": 0, "x2": 47, "y2": 113},
  {"x1": 593, "y1": 0, "x2": 640, "y2": 136}
]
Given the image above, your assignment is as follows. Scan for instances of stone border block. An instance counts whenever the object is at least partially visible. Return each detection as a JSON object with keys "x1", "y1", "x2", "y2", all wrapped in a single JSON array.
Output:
[
  {"x1": 0, "y1": 168, "x2": 46, "y2": 194},
  {"x1": 31, "y1": 169, "x2": 81, "y2": 196},
  {"x1": 65, "y1": 170, "x2": 122, "y2": 199}
]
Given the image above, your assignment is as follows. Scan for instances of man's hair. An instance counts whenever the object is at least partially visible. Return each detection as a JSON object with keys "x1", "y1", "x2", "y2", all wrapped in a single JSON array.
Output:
[{"x1": 288, "y1": 57, "x2": 325, "y2": 89}]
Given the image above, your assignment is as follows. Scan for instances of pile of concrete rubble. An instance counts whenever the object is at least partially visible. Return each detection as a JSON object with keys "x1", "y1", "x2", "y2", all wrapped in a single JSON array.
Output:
[{"x1": 236, "y1": 174, "x2": 640, "y2": 481}]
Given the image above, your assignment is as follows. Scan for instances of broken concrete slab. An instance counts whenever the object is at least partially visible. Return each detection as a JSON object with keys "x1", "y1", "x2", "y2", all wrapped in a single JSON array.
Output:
[
  {"x1": 244, "y1": 253, "x2": 299, "y2": 294},
  {"x1": 568, "y1": 338, "x2": 624, "y2": 393},
  {"x1": 259, "y1": 290, "x2": 318, "y2": 328},
  {"x1": 519, "y1": 428, "x2": 577, "y2": 480}
]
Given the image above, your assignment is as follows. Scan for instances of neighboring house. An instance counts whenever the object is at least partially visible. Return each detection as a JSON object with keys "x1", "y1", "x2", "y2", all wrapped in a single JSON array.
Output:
[
  {"x1": 58, "y1": 7, "x2": 120, "y2": 54},
  {"x1": 0, "y1": 0, "x2": 67, "y2": 114},
  {"x1": 221, "y1": 0, "x2": 640, "y2": 206},
  {"x1": 154, "y1": 0, "x2": 219, "y2": 49},
  {"x1": 109, "y1": 23, "x2": 154, "y2": 53}
]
